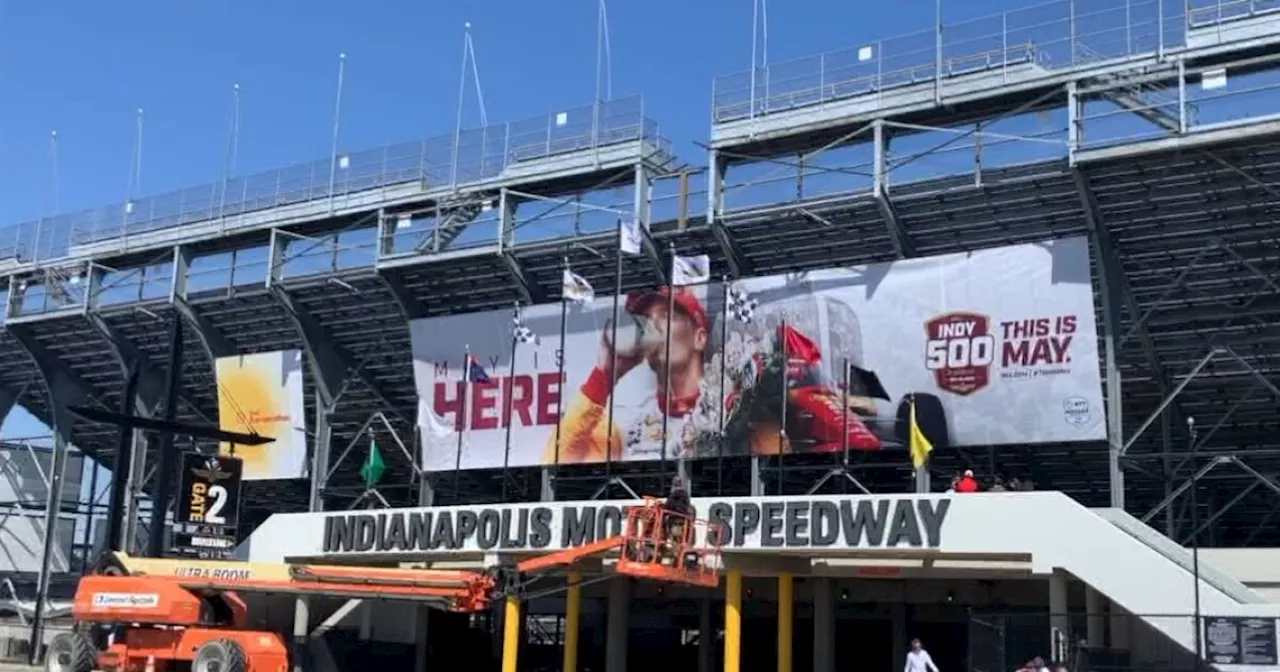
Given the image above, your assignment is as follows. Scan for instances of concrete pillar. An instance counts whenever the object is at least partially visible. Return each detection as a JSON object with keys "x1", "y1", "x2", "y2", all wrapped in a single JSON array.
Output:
[
  {"x1": 1049, "y1": 572, "x2": 1069, "y2": 663},
  {"x1": 359, "y1": 602, "x2": 373, "y2": 641},
  {"x1": 1109, "y1": 601, "x2": 1130, "y2": 650},
  {"x1": 812, "y1": 578, "x2": 835, "y2": 672},
  {"x1": 891, "y1": 602, "x2": 907, "y2": 671},
  {"x1": 1085, "y1": 586, "x2": 1104, "y2": 648},
  {"x1": 292, "y1": 597, "x2": 310, "y2": 672},
  {"x1": 414, "y1": 605, "x2": 430, "y2": 672},
  {"x1": 606, "y1": 578, "x2": 630, "y2": 672},
  {"x1": 699, "y1": 597, "x2": 714, "y2": 672}
]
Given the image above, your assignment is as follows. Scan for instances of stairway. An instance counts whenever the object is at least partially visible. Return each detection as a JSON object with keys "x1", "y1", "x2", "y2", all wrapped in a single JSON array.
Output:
[
  {"x1": 1076, "y1": 43, "x2": 1198, "y2": 132},
  {"x1": 415, "y1": 198, "x2": 486, "y2": 253}
]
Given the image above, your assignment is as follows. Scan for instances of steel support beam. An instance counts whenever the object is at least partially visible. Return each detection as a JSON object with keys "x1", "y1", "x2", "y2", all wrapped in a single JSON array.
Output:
[
  {"x1": 708, "y1": 219, "x2": 750, "y2": 279},
  {"x1": 496, "y1": 190, "x2": 548, "y2": 304},
  {"x1": 308, "y1": 390, "x2": 331, "y2": 512},
  {"x1": 169, "y1": 245, "x2": 237, "y2": 361},
  {"x1": 633, "y1": 166, "x2": 669, "y2": 286},
  {"x1": 265, "y1": 283, "x2": 404, "y2": 418},
  {"x1": 0, "y1": 387, "x2": 17, "y2": 427},
  {"x1": 872, "y1": 121, "x2": 916, "y2": 259},
  {"x1": 375, "y1": 212, "x2": 430, "y2": 321},
  {"x1": 706, "y1": 149, "x2": 724, "y2": 226},
  {"x1": 83, "y1": 310, "x2": 211, "y2": 424},
  {"x1": 704, "y1": 150, "x2": 751, "y2": 279},
  {"x1": 266, "y1": 230, "x2": 410, "y2": 512},
  {"x1": 6, "y1": 323, "x2": 83, "y2": 663},
  {"x1": 500, "y1": 253, "x2": 547, "y2": 305},
  {"x1": 1073, "y1": 153, "x2": 1193, "y2": 508},
  {"x1": 0, "y1": 381, "x2": 47, "y2": 430},
  {"x1": 379, "y1": 269, "x2": 429, "y2": 321},
  {"x1": 1074, "y1": 166, "x2": 1128, "y2": 509},
  {"x1": 266, "y1": 232, "x2": 407, "y2": 418}
]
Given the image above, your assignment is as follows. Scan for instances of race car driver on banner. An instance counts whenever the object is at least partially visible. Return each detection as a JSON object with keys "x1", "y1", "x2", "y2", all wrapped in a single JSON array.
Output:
[{"x1": 547, "y1": 279, "x2": 947, "y2": 463}]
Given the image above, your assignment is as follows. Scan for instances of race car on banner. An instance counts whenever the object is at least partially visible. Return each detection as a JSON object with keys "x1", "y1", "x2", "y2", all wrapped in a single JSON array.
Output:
[{"x1": 408, "y1": 237, "x2": 1105, "y2": 472}]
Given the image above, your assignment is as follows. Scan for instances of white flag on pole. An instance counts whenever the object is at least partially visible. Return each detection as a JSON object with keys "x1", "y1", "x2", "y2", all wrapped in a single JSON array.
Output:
[
  {"x1": 417, "y1": 399, "x2": 453, "y2": 438},
  {"x1": 671, "y1": 254, "x2": 711, "y2": 286},
  {"x1": 619, "y1": 218, "x2": 643, "y2": 256},
  {"x1": 561, "y1": 269, "x2": 595, "y2": 305}
]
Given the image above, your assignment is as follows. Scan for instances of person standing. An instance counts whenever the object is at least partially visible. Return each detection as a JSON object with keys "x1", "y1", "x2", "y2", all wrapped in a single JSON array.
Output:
[{"x1": 905, "y1": 638, "x2": 941, "y2": 672}]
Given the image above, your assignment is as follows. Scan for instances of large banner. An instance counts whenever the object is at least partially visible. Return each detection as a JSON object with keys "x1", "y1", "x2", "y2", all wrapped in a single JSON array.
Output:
[
  {"x1": 215, "y1": 350, "x2": 307, "y2": 480},
  {"x1": 410, "y1": 237, "x2": 1105, "y2": 472}
]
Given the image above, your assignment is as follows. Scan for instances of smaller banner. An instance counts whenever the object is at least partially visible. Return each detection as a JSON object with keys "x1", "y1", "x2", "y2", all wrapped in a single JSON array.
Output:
[
  {"x1": 172, "y1": 452, "x2": 244, "y2": 560},
  {"x1": 214, "y1": 350, "x2": 308, "y2": 480}
]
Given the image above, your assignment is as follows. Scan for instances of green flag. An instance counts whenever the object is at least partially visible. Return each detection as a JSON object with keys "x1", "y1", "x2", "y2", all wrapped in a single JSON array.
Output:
[{"x1": 360, "y1": 440, "x2": 386, "y2": 489}]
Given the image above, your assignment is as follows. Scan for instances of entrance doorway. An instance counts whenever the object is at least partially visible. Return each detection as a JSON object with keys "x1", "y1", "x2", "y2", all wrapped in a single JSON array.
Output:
[
  {"x1": 909, "y1": 615, "x2": 970, "y2": 672},
  {"x1": 835, "y1": 618, "x2": 894, "y2": 672}
]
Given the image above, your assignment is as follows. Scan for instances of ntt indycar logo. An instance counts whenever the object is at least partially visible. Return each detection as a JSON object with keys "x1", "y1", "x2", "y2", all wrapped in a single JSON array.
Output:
[{"x1": 925, "y1": 312, "x2": 1078, "y2": 395}]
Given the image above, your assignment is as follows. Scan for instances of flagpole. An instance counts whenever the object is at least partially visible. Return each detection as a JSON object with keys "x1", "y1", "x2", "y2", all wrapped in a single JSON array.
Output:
[
  {"x1": 660, "y1": 243, "x2": 676, "y2": 486},
  {"x1": 912, "y1": 394, "x2": 930, "y2": 493},
  {"x1": 777, "y1": 318, "x2": 788, "y2": 495},
  {"x1": 502, "y1": 302, "x2": 520, "y2": 500},
  {"x1": 717, "y1": 276, "x2": 730, "y2": 497},
  {"x1": 553, "y1": 258, "x2": 570, "y2": 478},
  {"x1": 453, "y1": 343, "x2": 471, "y2": 501},
  {"x1": 603, "y1": 221, "x2": 624, "y2": 490},
  {"x1": 841, "y1": 357, "x2": 851, "y2": 471},
  {"x1": 1189, "y1": 415, "x2": 1202, "y2": 666},
  {"x1": 219, "y1": 82, "x2": 241, "y2": 230},
  {"x1": 327, "y1": 52, "x2": 346, "y2": 214}
]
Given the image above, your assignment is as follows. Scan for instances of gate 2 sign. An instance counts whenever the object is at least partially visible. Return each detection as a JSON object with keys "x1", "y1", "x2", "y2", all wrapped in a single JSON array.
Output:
[{"x1": 176, "y1": 452, "x2": 243, "y2": 532}]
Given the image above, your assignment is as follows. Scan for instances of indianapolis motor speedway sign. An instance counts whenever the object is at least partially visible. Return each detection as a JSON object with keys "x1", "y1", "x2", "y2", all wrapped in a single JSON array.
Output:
[{"x1": 318, "y1": 497, "x2": 951, "y2": 555}]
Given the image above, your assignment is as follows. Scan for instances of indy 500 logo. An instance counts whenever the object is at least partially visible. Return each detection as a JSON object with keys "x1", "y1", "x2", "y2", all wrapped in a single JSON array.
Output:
[{"x1": 924, "y1": 312, "x2": 994, "y2": 396}]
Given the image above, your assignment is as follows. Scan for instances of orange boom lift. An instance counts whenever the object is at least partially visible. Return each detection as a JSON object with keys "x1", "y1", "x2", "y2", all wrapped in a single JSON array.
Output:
[{"x1": 48, "y1": 499, "x2": 725, "y2": 672}]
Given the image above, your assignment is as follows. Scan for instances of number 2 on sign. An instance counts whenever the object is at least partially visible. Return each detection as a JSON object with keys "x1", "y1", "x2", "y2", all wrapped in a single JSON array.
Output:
[
  {"x1": 206, "y1": 485, "x2": 228, "y2": 525},
  {"x1": 190, "y1": 483, "x2": 229, "y2": 525},
  {"x1": 925, "y1": 335, "x2": 995, "y2": 369}
]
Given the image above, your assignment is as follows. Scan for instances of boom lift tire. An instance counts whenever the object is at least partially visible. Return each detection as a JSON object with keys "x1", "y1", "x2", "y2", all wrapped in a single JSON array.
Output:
[
  {"x1": 45, "y1": 631, "x2": 95, "y2": 672},
  {"x1": 192, "y1": 638, "x2": 248, "y2": 672}
]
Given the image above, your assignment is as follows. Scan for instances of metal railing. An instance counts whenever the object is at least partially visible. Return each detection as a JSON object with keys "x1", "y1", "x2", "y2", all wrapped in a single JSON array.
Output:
[
  {"x1": 0, "y1": 96, "x2": 666, "y2": 266},
  {"x1": 711, "y1": 0, "x2": 1209, "y2": 124},
  {"x1": 1189, "y1": 0, "x2": 1280, "y2": 27}
]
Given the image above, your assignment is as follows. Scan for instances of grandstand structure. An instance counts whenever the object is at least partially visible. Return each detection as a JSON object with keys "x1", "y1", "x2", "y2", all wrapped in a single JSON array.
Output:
[{"x1": 0, "y1": 0, "x2": 1279, "y2": 561}]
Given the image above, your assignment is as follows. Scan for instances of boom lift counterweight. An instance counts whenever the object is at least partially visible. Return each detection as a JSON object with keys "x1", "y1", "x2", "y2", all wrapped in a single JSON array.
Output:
[{"x1": 49, "y1": 498, "x2": 725, "y2": 672}]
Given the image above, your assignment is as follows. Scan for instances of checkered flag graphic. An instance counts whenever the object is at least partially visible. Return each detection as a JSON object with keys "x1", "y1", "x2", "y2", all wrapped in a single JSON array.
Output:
[
  {"x1": 512, "y1": 309, "x2": 539, "y2": 345},
  {"x1": 727, "y1": 284, "x2": 758, "y2": 323}
]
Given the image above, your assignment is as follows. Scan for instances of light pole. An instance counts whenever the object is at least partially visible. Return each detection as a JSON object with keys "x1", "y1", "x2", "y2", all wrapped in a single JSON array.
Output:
[{"x1": 1188, "y1": 415, "x2": 1203, "y2": 667}]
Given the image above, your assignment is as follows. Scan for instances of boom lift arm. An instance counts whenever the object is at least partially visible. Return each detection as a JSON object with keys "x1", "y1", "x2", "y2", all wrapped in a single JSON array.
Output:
[{"x1": 50, "y1": 498, "x2": 725, "y2": 672}]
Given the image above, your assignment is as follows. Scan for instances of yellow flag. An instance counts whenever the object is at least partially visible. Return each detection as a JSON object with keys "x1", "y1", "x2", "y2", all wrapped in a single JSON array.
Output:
[{"x1": 909, "y1": 397, "x2": 933, "y2": 469}]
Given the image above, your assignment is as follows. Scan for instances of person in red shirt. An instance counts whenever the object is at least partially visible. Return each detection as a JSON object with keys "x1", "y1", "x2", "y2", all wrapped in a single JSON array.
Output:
[{"x1": 955, "y1": 469, "x2": 980, "y2": 493}]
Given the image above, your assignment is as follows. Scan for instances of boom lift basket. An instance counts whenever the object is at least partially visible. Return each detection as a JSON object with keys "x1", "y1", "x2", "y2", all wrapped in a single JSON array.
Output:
[{"x1": 617, "y1": 496, "x2": 725, "y2": 588}]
